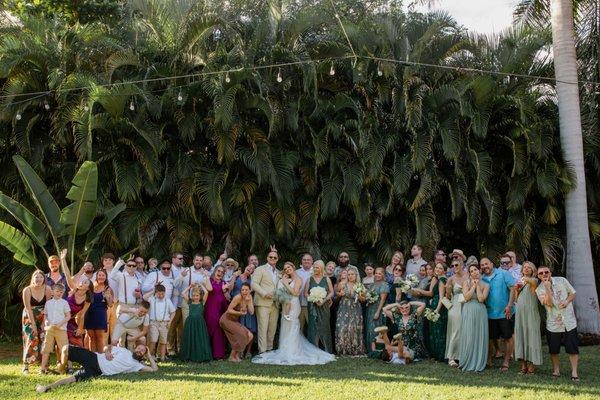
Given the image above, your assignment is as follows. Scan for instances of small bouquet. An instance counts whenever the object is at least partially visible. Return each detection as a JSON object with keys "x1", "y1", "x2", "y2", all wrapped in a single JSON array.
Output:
[
  {"x1": 424, "y1": 308, "x2": 440, "y2": 322},
  {"x1": 307, "y1": 286, "x2": 327, "y2": 304},
  {"x1": 354, "y1": 282, "x2": 367, "y2": 302},
  {"x1": 365, "y1": 289, "x2": 379, "y2": 304},
  {"x1": 275, "y1": 284, "x2": 292, "y2": 305},
  {"x1": 395, "y1": 274, "x2": 420, "y2": 293},
  {"x1": 406, "y1": 274, "x2": 420, "y2": 286}
]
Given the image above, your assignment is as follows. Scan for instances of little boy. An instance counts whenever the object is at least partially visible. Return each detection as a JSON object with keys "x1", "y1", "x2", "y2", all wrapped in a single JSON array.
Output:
[
  {"x1": 143, "y1": 284, "x2": 176, "y2": 361},
  {"x1": 40, "y1": 283, "x2": 70, "y2": 374}
]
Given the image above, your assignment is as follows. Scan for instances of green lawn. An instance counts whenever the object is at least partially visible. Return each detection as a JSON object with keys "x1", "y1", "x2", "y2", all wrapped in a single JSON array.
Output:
[{"x1": 1, "y1": 343, "x2": 599, "y2": 399}]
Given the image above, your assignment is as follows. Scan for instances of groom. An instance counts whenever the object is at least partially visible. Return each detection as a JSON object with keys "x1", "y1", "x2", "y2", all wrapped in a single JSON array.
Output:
[{"x1": 252, "y1": 250, "x2": 280, "y2": 353}]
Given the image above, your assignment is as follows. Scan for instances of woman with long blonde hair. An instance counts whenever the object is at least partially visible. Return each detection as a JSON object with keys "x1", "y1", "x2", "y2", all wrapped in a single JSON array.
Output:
[
  {"x1": 514, "y1": 261, "x2": 542, "y2": 374},
  {"x1": 21, "y1": 270, "x2": 51, "y2": 373}
]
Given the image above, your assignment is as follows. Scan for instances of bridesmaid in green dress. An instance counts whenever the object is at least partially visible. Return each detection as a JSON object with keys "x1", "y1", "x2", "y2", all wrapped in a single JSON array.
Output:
[
  {"x1": 179, "y1": 284, "x2": 212, "y2": 362},
  {"x1": 305, "y1": 260, "x2": 334, "y2": 353},
  {"x1": 365, "y1": 268, "x2": 389, "y2": 347},
  {"x1": 459, "y1": 263, "x2": 489, "y2": 372},
  {"x1": 426, "y1": 263, "x2": 448, "y2": 361},
  {"x1": 514, "y1": 261, "x2": 542, "y2": 374},
  {"x1": 335, "y1": 269, "x2": 366, "y2": 356},
  {"x1": 445, "y1": 260, "x2": 468, "y2": 367},
  {"x1": 383, "y1": 300, "x2": 428, "y2": 360}
]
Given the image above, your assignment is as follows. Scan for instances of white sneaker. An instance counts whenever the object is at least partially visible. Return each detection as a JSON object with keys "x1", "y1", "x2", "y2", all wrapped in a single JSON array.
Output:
[
  {"x1": 283, "y1": 314, "x2": 291, "y2": 321},
  {"x1": 36, "y1": 384, "x2": 48, "y2": 393}
]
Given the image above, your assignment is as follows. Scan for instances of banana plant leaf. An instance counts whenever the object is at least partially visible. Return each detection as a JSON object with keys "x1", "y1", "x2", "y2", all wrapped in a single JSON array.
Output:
[
  {"x1": 0, "y1": 221, "x2": 37, "y2": 266},
  {"x1": 0, "y1": 192, "x2": 49, "y2": 255}
]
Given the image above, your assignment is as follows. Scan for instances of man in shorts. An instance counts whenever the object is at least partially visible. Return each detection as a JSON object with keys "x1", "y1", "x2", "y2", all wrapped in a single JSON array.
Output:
[
  {"x1": 111, "y1": 300, "x2": 150, "y2": 349},
  {"x1": 535, "y1": 265, "x2": 579, "y2": 381},
  {"x1": 35, "y1": 344, "x2": 157, "y2": 393}
]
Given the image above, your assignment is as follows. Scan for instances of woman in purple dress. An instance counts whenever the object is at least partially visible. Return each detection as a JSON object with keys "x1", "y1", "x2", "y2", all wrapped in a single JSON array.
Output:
[{"x1": 204, "y1": 265, "x2": 229, "y2": 359}]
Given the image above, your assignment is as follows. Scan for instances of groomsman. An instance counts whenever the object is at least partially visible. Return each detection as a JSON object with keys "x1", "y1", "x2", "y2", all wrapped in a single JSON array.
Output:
[
  {"x1": 334, "y1": 252, "x2": 358, "y2": 278},
  {"x1": 252, "y1": 250, "x2": 280, "y2": 353},
  {"x1": 296, "y1": 254, "x2": 314, "y2": 334}
]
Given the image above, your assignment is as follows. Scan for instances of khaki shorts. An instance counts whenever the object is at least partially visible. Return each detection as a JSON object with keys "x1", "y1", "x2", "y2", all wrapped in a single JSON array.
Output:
[
  {"x1": 111, "y1": 322, "x2": 143, "y2": 345},
  {"x1": 149, "y1": 321, "x2": 169, "y2": 344},
  {"x1": 42, "y1": 327, "x2": 68, "y2": 354}
]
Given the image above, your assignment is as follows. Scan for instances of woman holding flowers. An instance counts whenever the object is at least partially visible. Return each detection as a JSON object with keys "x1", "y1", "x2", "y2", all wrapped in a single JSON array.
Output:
[
  {"x1": 305, "y1": 260, "x2": 334, "y2": 353},
  {"x1": 364, "y1": 267, "x2": 389, "y2": 348},
  {"x1": 383, "y1": 301, "x2": 428, "y2": 360},
  {"x1": 445, "y1": 259, "x2": 468, "y2": 367},
  {"x1": 514, "y1": 261, "x2": 542, "y2": 374},
  {"x1": 459, "y1": 263, "x2": 489, "y2": 372},
  {"x1": 335, "y1": 269, "x2": 366, "y2": 355},
  {"x1": 426, "y1": 263, "x2": 448, "y2": 361}
]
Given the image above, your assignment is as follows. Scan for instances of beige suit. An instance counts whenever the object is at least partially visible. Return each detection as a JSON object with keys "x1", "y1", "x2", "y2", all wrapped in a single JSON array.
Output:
[{"x1": 251, "y1": 264, "x2": 280, "y2": 353}]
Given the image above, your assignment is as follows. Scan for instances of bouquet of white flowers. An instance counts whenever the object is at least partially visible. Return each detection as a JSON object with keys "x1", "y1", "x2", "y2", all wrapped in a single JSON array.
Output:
[
  {"x1": 307, "y1": 286, "x2": 327, "y2": 304},
  {"x1": 395, "y1": 274, "x2": 420, "y2": 293},
  {"x1": 424, "y1": 308, "x2": 440, "y2": 322},
  {"x1": 406, "y1": 274, "x2": 420, "y2": 286},
  {"x1": 365, "y1": 289, "x2": 379, "y2": 304},
  {"x1": 354, "y1": 282, "x2": 367, "y2": 302}
]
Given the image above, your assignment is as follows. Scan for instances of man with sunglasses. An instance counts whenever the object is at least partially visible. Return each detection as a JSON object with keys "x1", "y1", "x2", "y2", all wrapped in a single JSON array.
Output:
[
  {"x1": 252, "y1": 250, "x2": 281, "y2": 353},
  {"x1": 109, "y1": 257, "x2": 142, "y2": 306},
  {"x1": 500, "y1": 251, "x2": 522, "y2": 282},
  {"x1": 535, "y1": 266, "x2": 579, "y2": 381}
]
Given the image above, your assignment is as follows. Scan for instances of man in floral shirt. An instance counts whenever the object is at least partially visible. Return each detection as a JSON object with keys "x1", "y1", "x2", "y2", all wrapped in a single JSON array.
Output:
[{"x1": 535, "y1": 265, "x2": 579, "y2": 381}]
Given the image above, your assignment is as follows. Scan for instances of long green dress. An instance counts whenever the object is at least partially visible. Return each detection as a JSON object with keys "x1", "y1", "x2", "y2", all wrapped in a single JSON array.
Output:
[
  {"x1": 393, "y1": 307, "x2": 428, "y2": 360},
  {"x1": 514, "y1": 282, "x2": 542, "y2": 365},
  {"x1": 445, "y1": 282, "x2": 463, "y2": 361},
  {"x1": 428, "y1": 277, "x2": 448, "y2": 361},
  {"x1": 459, "y1": 297, "x2": 488, "y2": 372},
  {"x1": 179, "y1": 302, "x2": 212, "y2": 362},
  {"x1": 365, "y1": 282, "x2": 389, "y2": 347},
  {"x1": 307, "y1": 276, "x2": 333, "y2": 353},
  {"x1": 335, "y1": 284, "x2": 365, "y2": 356}
]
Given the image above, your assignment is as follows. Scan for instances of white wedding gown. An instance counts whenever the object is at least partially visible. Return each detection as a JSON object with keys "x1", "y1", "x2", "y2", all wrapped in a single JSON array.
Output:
[{"x1": 252, "y1": 281, "x2": 336, "y2": 365}]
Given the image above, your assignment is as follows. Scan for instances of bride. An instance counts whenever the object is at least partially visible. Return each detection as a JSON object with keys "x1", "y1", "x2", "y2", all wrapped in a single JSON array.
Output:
[{"x1": 252, "y1": 262, "x2": 336, "y2": 365}]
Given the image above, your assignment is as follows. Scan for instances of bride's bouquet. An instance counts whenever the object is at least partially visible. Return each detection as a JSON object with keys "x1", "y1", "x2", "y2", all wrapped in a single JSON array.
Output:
[
  {"x1": 354, "y1": 282, "x2": 368, "y2": 303},
  {"x1": 307, "y1": 286, "x2": 327, "y2": 304},
  {"x1": 424, "y1": 308, "x2": 440, "y2": 322}
]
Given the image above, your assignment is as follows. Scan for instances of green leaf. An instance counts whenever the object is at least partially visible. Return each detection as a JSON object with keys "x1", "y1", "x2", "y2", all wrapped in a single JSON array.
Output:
[
  {"x1": 0, "y1": 192, "x2": 48, "y2": 249},
  {"x1": 84, "y1": 203, "x2": 127, "y2": 253},
  {"x1": 60, "y1": 161, "x2": 98, "y2": 236},
  {"x1": 0, "y1": 221, "x2": 36, "y2": 266},
  {"x1": 12, "y1": 155, "x2": 62, "y2": 249}
]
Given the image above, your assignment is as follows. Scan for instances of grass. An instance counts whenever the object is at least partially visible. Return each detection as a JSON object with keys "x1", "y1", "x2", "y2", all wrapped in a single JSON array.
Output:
[{"x1": 1, "y1": 342, "x2": 599, "y2": 399}]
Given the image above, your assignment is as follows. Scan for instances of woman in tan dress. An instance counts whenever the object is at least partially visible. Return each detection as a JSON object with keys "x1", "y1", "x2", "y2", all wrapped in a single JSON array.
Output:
[{"x1": 219, "y1": 282, "x2": 254, "y2": 362}]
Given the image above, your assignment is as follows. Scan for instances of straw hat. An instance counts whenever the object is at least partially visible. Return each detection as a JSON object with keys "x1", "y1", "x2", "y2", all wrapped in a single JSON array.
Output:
[
  {"x1": 450, "y1": 249, "x2": 466, "y2": 261},
  {"x1": 374, "y1": 326, "x2": 388, "y2": 333},
  {"x1": 466, "y1": 256, "x2": 479, "y2": 267},
  {"x1": 223, "y1": 258, "x2": 239, "y2": 269}
]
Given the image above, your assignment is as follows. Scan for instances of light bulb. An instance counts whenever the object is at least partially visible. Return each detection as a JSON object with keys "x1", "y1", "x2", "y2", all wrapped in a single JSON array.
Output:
[
  {"x1": 377, "y1": 67, "x2": 383, "y2": 76},
  {"x1": 16, "y1": 113, "x2": 22, "y2": 120},
  {"x1": 84, "y1": 105, "x2": 89, "y2": 112},
  {"x1": 44, "y1": 101, "x2": 50, "y2": 110},
  {"x1": 225, "y1": 72, "x2": 231, "y2": 83},
  {"x1": 177, "y1": 91, "x2": 183, "y2": 102},
  {"x1": 129, "y1": 100, "x2": 135, "y2": 111},
  {"x1": 329, "y1": 63, "x2": 335, "y2": 76},
  {"x1": 276, "y1": 68, "x2": 282, "y2": 83}
]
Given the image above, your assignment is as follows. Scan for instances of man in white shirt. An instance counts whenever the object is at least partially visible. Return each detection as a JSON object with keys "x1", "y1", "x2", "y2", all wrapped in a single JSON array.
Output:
[
  {"x1": 174, "y1": 253, "x2": 213, "y2": 325},
  {"x1": 134, "y1": 256, "x2": 148, "y2": 280},
  {"x1": 502, "y1": 251, "x2": 522, "y2": 282},
  {"x1": 35, "y1": 344, "x2": 157, "y2": 393},
  {"x1": 141, "y1": 259, "x2": 177, "y2": 300},
  {"x1": 112, "y1": 301, "x2": 150, "y2": 350},
  {"x1": 110, "y1": 259, "x2": 142, "y2": 306},
  {"x1": 144, "y1": 284, "x2": 176, "y2": 361},
  {"x1": 296, "y1": 253, "x2": 314, "y2": 334},
  {"x1": 405, "y1": 244, "x2": 428, "y2": 276}
]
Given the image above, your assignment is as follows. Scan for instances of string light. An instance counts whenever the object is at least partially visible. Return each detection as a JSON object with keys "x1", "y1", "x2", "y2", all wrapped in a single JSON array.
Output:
[
  {"x1": 177, "y1": 90, "x2": 183, "y2": 102},
  {"x1": 129, "y1": 100, "x2": 135, "y2": 111},
  {"x1": 84, "y1": 104, "x2": 89, "y2": 112},
  {"x1": 44, "y1": 100, "x2": 50, "y2": 110},
  {"x1": 329, "y1": 63, "x2": 335, "y2": 76},
  {"x1": 276, "y1": 68, "x2": 283, "y2": 83},
  {"x1": 225, "y1": 72, "x2": 231, "y2": 83},
  {"x1": 377, "y1": 65, "x2": 383, "y2": 76},
  {"x1": 15, "y1": 113, "x2": 21, "y2": 120}
]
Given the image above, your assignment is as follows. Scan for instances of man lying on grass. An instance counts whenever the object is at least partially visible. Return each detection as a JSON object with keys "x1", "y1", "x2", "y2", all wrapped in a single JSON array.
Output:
[{"x1": 35, "y1": 344, "x2": 158, "y2": 393}]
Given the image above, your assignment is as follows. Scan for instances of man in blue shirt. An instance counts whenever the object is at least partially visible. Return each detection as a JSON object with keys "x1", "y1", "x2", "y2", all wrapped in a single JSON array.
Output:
[{"x1": 480, "y1": 257, "x2": 516, "y2": 371}]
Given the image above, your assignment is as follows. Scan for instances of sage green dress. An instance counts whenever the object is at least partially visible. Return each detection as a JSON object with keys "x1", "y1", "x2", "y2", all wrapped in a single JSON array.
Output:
[
  {"x1": 459, "y1": 297, "x2": 488, "y2": 372},
  {"x1": 427, "y1": 277, "x2": 448, "y2": 361},
  {"x1": 365, "y1": 282, "x2": 389, "y2": 347},
  {"x1": 445, "y1": 282, "x2": 463, "y2": 361},
  {"x1": 307, "y1": 276, "x2": 333, "y2": 353},
  {"x1": 514, "y1": 282, "x2": 542, "y2": 365}
]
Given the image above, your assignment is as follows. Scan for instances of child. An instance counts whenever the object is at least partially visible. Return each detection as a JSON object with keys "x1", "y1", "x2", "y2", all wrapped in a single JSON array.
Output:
[
  {"x1": 143, "y1": 284, "x2": 176, "y2": 361},
  {"x1": 275, "y1": 278, "x2": 293, "y2": 321},
  {"x1": 40, "y1": 284, "x2": 70, "y2": 374},
  {"x1": 368, "y1": 326, "x2": 391, "y2": 359},
  {"x1": 179, "y1": 283, "x2": 212, "y2": 362}
]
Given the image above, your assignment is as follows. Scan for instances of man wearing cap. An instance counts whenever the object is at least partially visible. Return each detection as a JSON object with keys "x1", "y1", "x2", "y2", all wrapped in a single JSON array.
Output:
[
  {"x1": 174, "y1": 253, "x2": 213, "y2": 326},
  {"x1": 405, "y1": 245, "x2": 428, "y2": 277},
  {"x1": 501, "y1": 251, "x2": 522, "y2": 282},
  {"x1": 46, "y1": 255, "x2": 68, "y2": 299},
  {"x1": 222, "y1": 257, "x2": 239, "y2": 283},
  {"x1": 296, "y1": 253, "x2": 314, "y2": 334}
]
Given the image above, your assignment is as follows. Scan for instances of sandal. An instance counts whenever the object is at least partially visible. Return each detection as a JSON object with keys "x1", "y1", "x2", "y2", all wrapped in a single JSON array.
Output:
[
  {"x1": 500, "y1": 364, "x2": 509, "y2": 372},
  {"x1": 448, "y1": 360, "x2": 458, "y2": 368},
  {"x1": 571, "y1": 376, "x2": 580, "y2": 382},
  {"x1": 552, "y1": 372, "x2": 561, "y2": 378}
]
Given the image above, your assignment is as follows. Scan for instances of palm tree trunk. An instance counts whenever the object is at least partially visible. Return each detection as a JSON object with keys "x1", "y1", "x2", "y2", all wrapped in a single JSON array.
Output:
[{"x1": 550, "y1": 0, "x2": 600, "y2": 334}]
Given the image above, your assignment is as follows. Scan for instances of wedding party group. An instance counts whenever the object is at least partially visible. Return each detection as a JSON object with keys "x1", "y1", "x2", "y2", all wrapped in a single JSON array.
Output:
[{"x1": 21, "y1": 244, "x2": 582, "y2": 392}]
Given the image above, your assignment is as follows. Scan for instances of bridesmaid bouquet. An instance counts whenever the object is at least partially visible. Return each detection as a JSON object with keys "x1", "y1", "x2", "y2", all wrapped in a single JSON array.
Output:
[
  {"x1": 396, "y1": 274, "x2": 420, "y2": 293},
  {"x1": 354, "y1": 282, "x2": 367, "y2": 303},
  {"x1": 424, "y1": 308, "x2": 440, "y2": 322},
  {"x1": 365, "y1": 289, "x2": 379, "y2": 304},
  {"x1": 307, "y1": 287, "x2": 327, "y2": 304}
]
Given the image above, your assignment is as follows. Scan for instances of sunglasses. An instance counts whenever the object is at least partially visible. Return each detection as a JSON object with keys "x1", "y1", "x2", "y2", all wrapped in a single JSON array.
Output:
[
  {"x1": 126, "y1": 264, "x2": 136, "y2": 268},
  {"x1": 452, "y1": 255, "x2": 461, "y2": 259},
  {"x1": 161, "y1": 267, "x2": 171, "y2": 271},
  {"x1": 538, "y1": 271, "x2": 550, "y2": 275},
  {"x1": 500, "y1": 261, "x2": 510, "y2": 265},
  {"x1": 451, "y1": 263, "x2": 459, "y2": 267}
]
